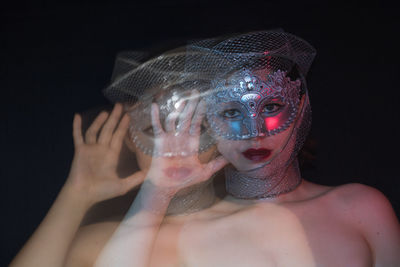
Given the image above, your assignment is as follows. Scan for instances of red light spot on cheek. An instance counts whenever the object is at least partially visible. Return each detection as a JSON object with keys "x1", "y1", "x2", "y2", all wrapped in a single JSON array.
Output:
[{"x1": 264, "y1": 117, "x2": 279, "y2": 130}]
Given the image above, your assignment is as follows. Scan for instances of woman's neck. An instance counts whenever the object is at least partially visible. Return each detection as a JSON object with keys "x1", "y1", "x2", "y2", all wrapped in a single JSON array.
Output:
[
  {"x1": 165, "y1": 180, "x2": 217, "y2": 216},
  {"x1": 225, "y1": 159, "x2": 302, "y2": 201}
]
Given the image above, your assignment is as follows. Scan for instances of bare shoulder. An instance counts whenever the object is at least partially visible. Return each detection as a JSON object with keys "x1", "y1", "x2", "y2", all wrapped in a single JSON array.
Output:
[
  {"x1": 325, "y1": 183, "x2": 400, "y2": 266},
  {"x1": 303, "y1": 182, "x2": 399, "y2": 240},
  {"x1": 65, "y1": 219, "x2": 120, "y2": 267},
  {"x1": 325, "y1": 183, "x2": 395, "y2": 214},
  {"x1": 322, "y1": 183, "x2": 397, "y2": 223}
]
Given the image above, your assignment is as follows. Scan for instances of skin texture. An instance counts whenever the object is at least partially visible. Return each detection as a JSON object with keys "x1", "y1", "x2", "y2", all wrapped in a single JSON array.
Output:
[{"x1": 65, "y1": 181, "x2": 400, "y2": 267}]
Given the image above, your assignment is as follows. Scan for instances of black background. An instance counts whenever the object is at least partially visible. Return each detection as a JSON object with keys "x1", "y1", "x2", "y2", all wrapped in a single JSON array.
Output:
[{"x1": 2, "y1": 1, "x2": 399, "y2": 265}]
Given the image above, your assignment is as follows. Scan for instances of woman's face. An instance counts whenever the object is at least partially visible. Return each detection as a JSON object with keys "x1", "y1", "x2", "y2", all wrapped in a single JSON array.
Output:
[
  {"x1": 124, "y1": 88, "x2": 215, "y2": 166},
  {"x1": 215, "y1": 94, "x2": 304, "y2": 172},
  {"x1": 206, "y1": 68, "x2": 304, "y2": 172},
  {"x1": 216, "y1": 123, "x2": 292, "y2": 172}
]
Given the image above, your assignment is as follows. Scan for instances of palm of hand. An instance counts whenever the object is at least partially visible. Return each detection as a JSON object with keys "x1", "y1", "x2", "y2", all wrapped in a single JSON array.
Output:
[
  {"x1": 69, "y1": 145, "x2": 117, "y2": 195},
  {"x1": 67, "y1": 104, "x2": 144, "y2": 205},
  {"x1": 145, "y1": 93, "x2": 227, "y2": 193}
]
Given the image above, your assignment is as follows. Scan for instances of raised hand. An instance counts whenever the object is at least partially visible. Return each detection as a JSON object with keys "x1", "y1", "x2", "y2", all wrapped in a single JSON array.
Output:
[
  {"x1": 145, "y1": 91, "x2": 228, "y2": 194},
  {"x1": 94, "y1": 93, "x2": 228, "y2": 267},
  {"x1": 66, "y1": 103, "x2": 145, "y2": 206}
]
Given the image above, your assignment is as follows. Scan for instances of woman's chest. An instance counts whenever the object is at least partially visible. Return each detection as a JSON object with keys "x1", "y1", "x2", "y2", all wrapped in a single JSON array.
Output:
[
  {"x1": 148, "y1": 223, "x2": 184, "y2": 267},
  {"x1": 177, "y1": 205, "x2": 373, "y2": 267}
]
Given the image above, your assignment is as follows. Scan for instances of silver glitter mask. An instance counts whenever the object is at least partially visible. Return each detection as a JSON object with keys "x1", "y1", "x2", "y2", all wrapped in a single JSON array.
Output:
[{"x1": 205, "y1": 69, "x2": 301, "y2": 140}]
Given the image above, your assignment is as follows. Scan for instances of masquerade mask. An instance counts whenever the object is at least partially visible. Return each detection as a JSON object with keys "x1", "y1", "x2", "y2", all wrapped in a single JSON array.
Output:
[{"x1": 205, "y1": 68, "x2": 302, "y2": 140}]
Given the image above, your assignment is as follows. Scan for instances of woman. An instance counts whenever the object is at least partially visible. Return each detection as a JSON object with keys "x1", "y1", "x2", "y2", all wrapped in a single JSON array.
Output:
[
  {"x1": 172, "y1": 31, "x2": 400, "y2": 265},
  {"x1": 95, "y1": 31, "x2": 400, "y2": 266},
  {"x1": 11, "y1": 30, "x2": 400, "y2": 267}
]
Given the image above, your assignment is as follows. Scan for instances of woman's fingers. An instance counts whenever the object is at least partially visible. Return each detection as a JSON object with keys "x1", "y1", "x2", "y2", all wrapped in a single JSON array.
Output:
[
  {"x1": 118, "y1": 171, "x2": 146, "y2": 195},
  {"x1": 110, "y1": 114, "x2": 130, "y2": 151},
  {"x1": 203, "y1": 155, "x2": 228, "y2": 180},
  {"x1": 72, "y1": 114, "x2": 84, "y2": 147},
  {"x1": 85, "y1": 111, "x2": 109, "y2": 144},
  {"x1": 177, "y1": 90, "x2": 199, "y2": 132},
  {"x1": 164, "y1": 100, "x2": 186, "y2": 132},
  {"x1": 190, "y1": 99, "x2": 206, "y2": 136},
  {"x1": 98, "y1": 103, "x2": 123, "y2": 145},
  {"x1": 151, "y1": 103, "x2": 164, "y2": 136}
]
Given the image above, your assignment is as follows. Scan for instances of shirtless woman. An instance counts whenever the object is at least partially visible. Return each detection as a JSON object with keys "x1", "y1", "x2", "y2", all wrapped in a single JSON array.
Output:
[
  {"x1": 175, "y1": 32, "x2": 400, "y2": 266},
  {"x1": 11, "y1": 30, "x2": 400, "y2": 267},
  {"x1": 94, "y1": 31, "x2": 400, "y2": 266},
  {"x1": 175, "y1": 31, "x2": 400, "y2": 266}
]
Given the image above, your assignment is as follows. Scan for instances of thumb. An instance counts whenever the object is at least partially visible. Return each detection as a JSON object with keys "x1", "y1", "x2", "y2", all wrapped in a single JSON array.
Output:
[
  {"x1": 119, "y1": 171, "x2": 146, "y2": 194},
  {"x1": 203, "y1": 155, "x2": 228, "y2": 180}
]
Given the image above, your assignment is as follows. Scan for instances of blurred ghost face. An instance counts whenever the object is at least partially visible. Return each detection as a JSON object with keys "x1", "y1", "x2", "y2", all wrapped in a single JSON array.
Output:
[{"x1": 123, "y1": 97, "x2": 217, "y2": 173}]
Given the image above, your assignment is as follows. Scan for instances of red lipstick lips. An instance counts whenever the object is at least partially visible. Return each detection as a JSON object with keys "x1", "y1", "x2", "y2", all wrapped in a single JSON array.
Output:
[{"x1": 242, "y1": 148, "x2": 272, "y2": 162}]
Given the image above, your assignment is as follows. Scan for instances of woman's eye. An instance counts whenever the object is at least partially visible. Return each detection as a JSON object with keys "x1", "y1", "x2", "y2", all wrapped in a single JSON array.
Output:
[
  {"x1": 143, "y1": 126, "x2": 154, "y2": 136},
  {"x1": 222, "y1": 109, "x2": 241, "y2": 118},
  {"x1": 262, "y1": 103, "x2": 282, "y2": 114}
]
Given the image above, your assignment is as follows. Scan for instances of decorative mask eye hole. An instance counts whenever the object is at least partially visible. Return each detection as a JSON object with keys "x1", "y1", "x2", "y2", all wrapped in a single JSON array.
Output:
[
  {"x1": 262, "y1": 103, "x2": 283, "y2": 114},
  {"x1": 221, "y1": 109, "x2": 241, "y2": 119},
  {"x1": 142, "y1": 126, "x2": 155, "y2": 137}
]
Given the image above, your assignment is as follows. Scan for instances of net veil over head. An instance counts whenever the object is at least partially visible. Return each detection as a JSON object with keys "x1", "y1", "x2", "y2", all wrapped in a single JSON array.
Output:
[
  {"x1": 187, "y1": 30, "x2": 316, "y2": 199},
  {"x1": 103, "y1": 30, "x2": 316, "y2": 199}
]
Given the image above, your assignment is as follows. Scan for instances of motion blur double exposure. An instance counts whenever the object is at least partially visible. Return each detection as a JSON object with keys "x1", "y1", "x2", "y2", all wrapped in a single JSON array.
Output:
[{"x1": 10, "y1": 30, "x2": 400, "y2": 267}]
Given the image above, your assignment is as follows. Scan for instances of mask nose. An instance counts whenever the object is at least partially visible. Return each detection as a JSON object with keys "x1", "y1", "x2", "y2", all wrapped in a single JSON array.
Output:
[{"x1": 244, "y1": 116, "x2": 267, "y2": 139}]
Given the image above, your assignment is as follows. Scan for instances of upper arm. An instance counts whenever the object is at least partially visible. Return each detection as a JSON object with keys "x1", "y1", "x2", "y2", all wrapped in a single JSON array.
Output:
[{"x1": 344, "y1": 184, "x2": 400, "y2": 267}]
